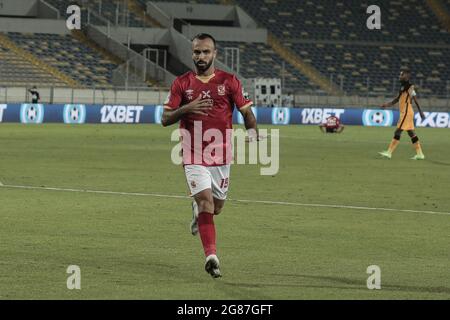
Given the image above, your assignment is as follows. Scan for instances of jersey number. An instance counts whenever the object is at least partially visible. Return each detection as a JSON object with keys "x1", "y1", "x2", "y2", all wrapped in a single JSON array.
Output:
[{"x1": 220, "y1": 178, "x2": 229, "y2": 189}]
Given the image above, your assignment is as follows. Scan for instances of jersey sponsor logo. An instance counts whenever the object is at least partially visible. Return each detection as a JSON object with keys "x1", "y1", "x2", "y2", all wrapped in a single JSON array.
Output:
[
  {"x1": 237, "y1": 106, "x2": 257, "y2": 125},
  {"x1": 100, "y1": 105, "x2": 144, "y2": 123},
  {"x1": 271, "y1": 107, "x2": 290, "y2": 125},
  {"x1": 415, "y1": 112, "x2": 450, "y2": 128},
  {"x1": 154, "y1": 105, "x2": 164, "y2": 124},
  {"x1": 301, "y1": 108, "x2": 345, "y2": 124},
  {"x1": 63, "y1": 104, "x2": 86, "y2": 124},
  {"x1": 362, "y1": 109, "x2": 393, "y2": 126},
  {"x1": 20, "y1": 104, "x2": 44, "y2": 123},
  {"x1": 0, "y1": 104, "x2": 6, "y2": 122},
  {"x1": 326, "y1": 116, "x2": 339, "y2": 127},
  {"x1": 217, "y1": 84, "x2": 226, "y2": 96},
  {"x1": 201, "y1": 90, "x2": 211, "y2": 99}
]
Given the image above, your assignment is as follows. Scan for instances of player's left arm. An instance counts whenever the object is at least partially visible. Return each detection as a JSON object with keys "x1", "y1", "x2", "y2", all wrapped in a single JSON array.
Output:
[
  {"x1": 319, "y1": 124, "x2": 326, "y2": 133},
  {"x1": 239, "y1": 106, "x2": 262, "y2": 141},
  {"x1": 409, "y1": 85, "x2": 425, "y2": 120},
  {"x1": 231, "y1": 75, "x2": 263, "y2": 141}
]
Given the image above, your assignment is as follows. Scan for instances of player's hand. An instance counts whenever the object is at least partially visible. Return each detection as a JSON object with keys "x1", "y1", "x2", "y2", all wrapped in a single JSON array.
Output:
[
  {"x1": 245, "y1": 136, "x2": 263, "y2": 142},
  {"x1": 245, "y1": 129, "x2": 265, "y2": 142},
  {"x1": 420, "y1": 111, "x2": 426, "y2": 120},
  {"x1": 183, "y1": 94, "x2": 213, "y2": 116},
  {"x1": 380, "y1": 103, "x2": 388, "y2": 109}
]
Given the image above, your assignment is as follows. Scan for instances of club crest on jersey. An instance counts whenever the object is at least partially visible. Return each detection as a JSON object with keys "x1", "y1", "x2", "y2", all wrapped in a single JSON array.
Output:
[
  {"x1": 185, "y1": 89, "x2": 194, "y2": 100},
  {"x1": 190, "y1": 180, "x2": 197, "y2": 188},
  {"x1": 217, "y1": 84, "x2": 226, "y2": 96}
]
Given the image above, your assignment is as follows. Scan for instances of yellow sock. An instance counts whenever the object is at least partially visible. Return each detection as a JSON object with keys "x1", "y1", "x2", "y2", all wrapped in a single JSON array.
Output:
[
  {"x1": 387, "y1": 139, "x2": 400, "y2": 154},
  {"x1": 414, "y1": 142, "x2": 424, "y2": 156}
]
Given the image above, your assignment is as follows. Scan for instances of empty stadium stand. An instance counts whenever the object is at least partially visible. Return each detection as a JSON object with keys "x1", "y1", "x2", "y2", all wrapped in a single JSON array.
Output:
[
  {"x1": 1, "y1": 0, "x2": 447, "y2": 97},
  {"x1": 146, "y1": 0, "x2": 449, "y2": 96},
  {"x1": 6, "y1": 32, "x2": 120, "y2": 88},
  {"x1": 291, "y1": 42, "x2": 450, "y2": 96},
  {"x1": 0, "y1": 42, "x2": 66, "y2": 87},
  {"x1": 443, "y1": 0, "x2": 450, "y2": 14},
  {"x1": 234, "y1": 0, "x2": 449, "y2": 44},
  {"x1": 232, "y1": 0, "x2": 450, "y2": 95},
  {"x1": 217, "y1": 41, "x2": 320, "y2": 93}
]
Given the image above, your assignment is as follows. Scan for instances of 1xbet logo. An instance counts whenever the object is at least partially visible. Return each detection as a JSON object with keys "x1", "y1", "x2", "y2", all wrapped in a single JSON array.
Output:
[{"x1": 100, "y1": 105, "x2": 144, "y2": 123}]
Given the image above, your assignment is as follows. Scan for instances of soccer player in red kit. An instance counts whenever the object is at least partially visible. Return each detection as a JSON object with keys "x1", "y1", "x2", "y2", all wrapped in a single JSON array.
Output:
[
  {"x1": 319, "y1": 115, "x2": 344, "y2": 133},
  {"x1": 161, "y1": 33, "x2": 260, "y2": 278}
]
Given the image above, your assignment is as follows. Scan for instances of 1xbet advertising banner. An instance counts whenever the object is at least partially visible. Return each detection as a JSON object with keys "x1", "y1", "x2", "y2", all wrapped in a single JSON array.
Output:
[{"x1": 0, "y1": 104, "x2": 449, "y2": 128}]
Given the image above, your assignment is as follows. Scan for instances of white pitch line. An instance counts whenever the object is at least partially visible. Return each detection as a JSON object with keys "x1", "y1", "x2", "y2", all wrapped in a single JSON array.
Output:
[
  {"x1": 0, "y1": 184, "x2": 190, "y2": 200},
  {"x1": 0, "y1": 183, "x2": 449, "y2": 216}
]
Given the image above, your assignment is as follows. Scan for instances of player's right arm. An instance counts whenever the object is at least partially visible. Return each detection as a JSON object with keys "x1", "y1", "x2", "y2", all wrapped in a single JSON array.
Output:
[
  {"x1": 381, "y1": 97, "x2": 399, "y2": 109},
  {"x1": 161, "y1": 79, "x2": 213, "y2": 127},
  {"x1": 381, "y1": 93, "x2": 400, "y2": 108},
  {"x1": 161, "y1": 94, "x2": 213, "y2": 127}
]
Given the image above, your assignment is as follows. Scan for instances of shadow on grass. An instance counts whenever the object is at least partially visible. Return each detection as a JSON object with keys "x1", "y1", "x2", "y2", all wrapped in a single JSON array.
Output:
[
  {"x1": 252, "y1": 273, "x2": 450, "y2": 295},
  {"x1": 427, "y1": 159, "x2": 450, "y2": 167}
]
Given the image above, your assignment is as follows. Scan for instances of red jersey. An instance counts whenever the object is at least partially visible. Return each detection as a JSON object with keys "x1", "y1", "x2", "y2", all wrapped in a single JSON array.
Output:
[
  {"x1": 164, "y1": 69, "x2": 252, "y2": 166},
  {"x1": 325, "y1": 116, "x2": 340, "y2": 129}
]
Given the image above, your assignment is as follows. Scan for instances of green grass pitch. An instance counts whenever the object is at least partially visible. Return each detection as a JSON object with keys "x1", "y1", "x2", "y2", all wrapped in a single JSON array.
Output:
[{"x1": 0, "y1": 123, "x2": 449, "y2": 299}]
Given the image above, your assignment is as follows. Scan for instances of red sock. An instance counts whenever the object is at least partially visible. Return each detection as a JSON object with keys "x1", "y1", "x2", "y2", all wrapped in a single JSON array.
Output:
[{"x1": 198, "y1": 212, "x2": 216, "y2": 257}]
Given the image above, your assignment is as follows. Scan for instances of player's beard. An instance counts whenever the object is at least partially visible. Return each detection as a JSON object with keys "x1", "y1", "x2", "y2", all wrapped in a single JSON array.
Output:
[
  {"x1": 194, "y1": 59, "x2": 213, "y2": 74},
  {"x1": 400, "y1": 79, "x2": 410, "y2": 86}
]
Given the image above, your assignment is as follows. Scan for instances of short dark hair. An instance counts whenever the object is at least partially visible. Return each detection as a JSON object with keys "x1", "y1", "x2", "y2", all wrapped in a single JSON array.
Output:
[
  {"x1": 192, "y1": 33, "x2": 216, "y2": 49},
  {"x1": 401, "y1": 68, "x2": 411, "y2": 75}
]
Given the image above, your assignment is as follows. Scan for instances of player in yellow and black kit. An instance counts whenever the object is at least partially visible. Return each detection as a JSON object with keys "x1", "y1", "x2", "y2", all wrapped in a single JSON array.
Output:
[{"x1": 379, "y1": 69, "x2": 426, "y2": 160}]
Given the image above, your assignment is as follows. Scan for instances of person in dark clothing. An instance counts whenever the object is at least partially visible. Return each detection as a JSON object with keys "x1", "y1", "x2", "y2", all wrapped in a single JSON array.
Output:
[{"x1": 29, "y1": 86, "x2": 40, "y2": 104}]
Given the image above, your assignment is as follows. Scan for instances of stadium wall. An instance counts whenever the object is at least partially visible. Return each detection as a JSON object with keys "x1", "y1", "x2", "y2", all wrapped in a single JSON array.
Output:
[
  {"x1": 1, "y1": 87, "x2": 448, "y2": 109},
  {"x1": 147, "y1": 2, "x2": 237, "y2": 22},
  {"x1": 145, "y1": 1, "x2": 258, "y2": 29},
  {"x1": 0, "y1": 0, "x2": 37, "y2": 17},
  {"x1": 96, "y1": 26, "x2": 170, "y2": 45},
  {"x1": 181, "y1": 25, "x2": 267, "y2": 43},
  {"x1": 0, "y1": 87, "x2": 166, "y2": 105},
  {"x1": 1, "y1": 104, "x2": 450, "y2": 128},
  {"x1": 0, "y1": 17, "x2": 68, "y2": 34}
]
